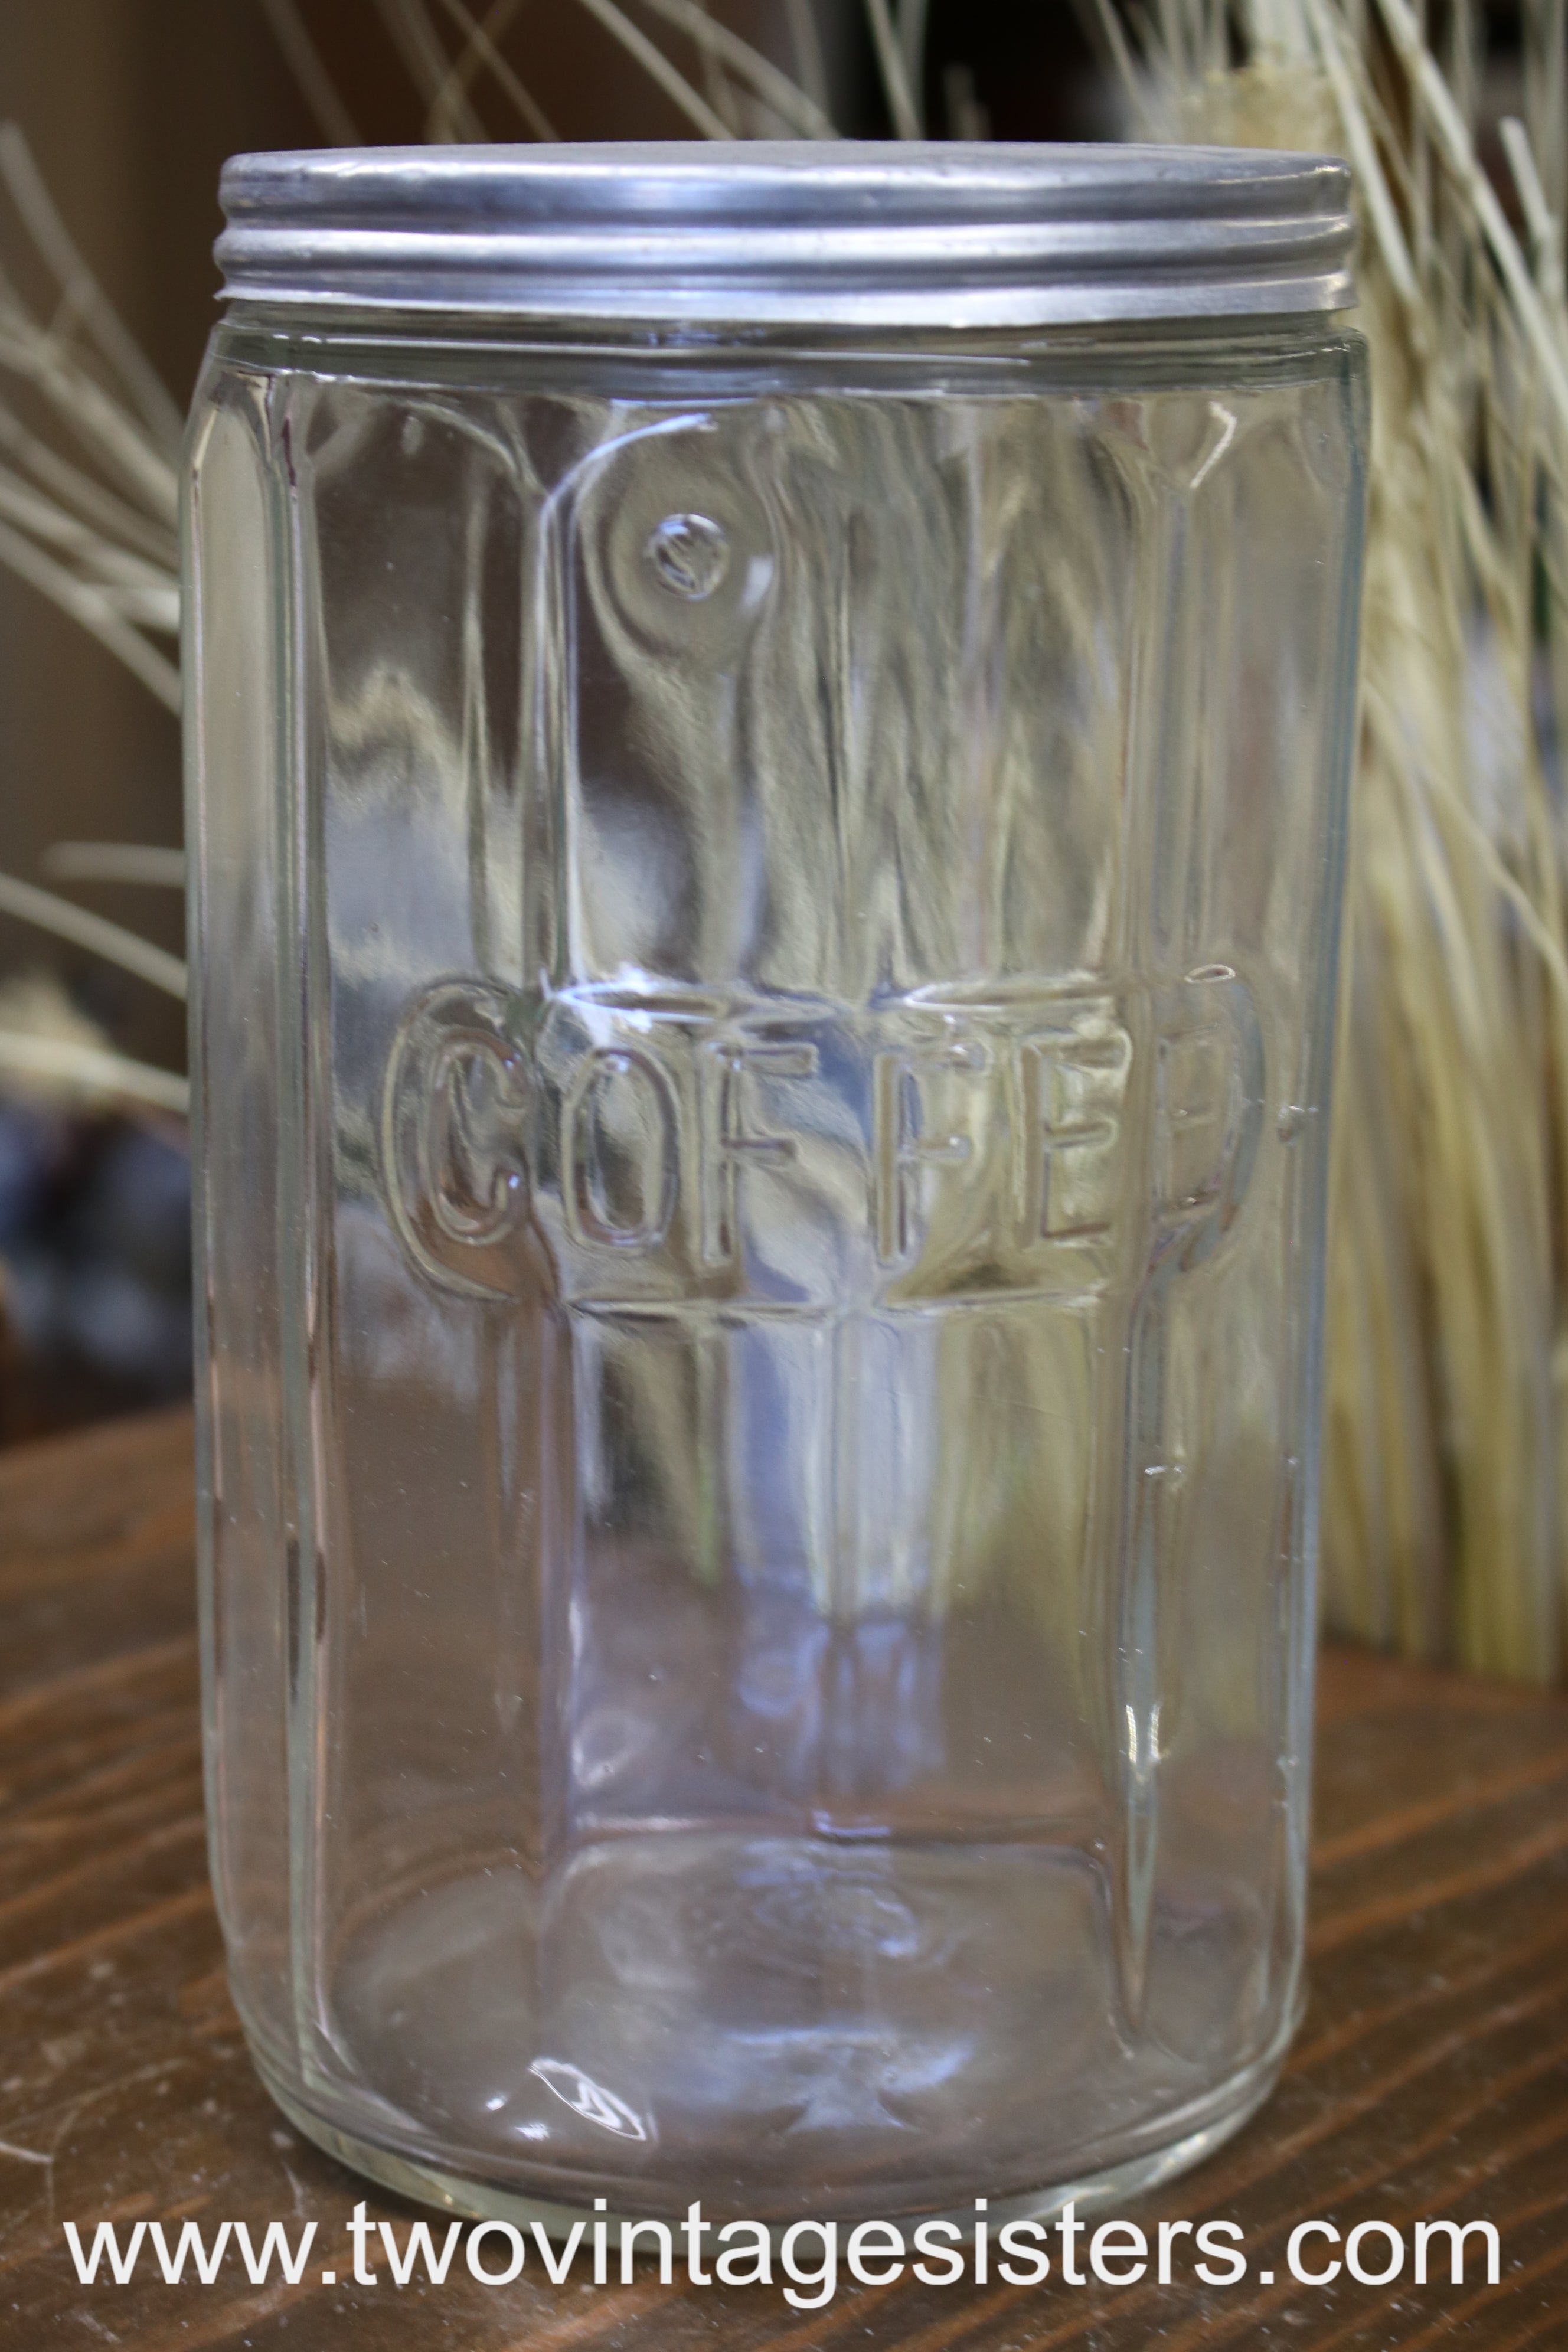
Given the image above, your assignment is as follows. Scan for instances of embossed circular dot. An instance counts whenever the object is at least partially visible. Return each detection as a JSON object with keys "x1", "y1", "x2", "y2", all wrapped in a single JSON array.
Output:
[{"x1": 645, "y1": 512, "x2": 730, "y2": 601}]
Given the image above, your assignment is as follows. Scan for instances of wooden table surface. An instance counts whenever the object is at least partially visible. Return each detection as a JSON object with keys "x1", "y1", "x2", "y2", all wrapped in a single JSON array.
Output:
[{"x1": 3, "y1": 1407, "x2": 1567, "y2": 2349}]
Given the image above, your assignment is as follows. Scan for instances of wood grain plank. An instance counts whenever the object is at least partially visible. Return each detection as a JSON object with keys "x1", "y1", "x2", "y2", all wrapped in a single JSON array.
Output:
[{"x1": 1, "y1": 1407, "x2": 1564, "y2": 2348}]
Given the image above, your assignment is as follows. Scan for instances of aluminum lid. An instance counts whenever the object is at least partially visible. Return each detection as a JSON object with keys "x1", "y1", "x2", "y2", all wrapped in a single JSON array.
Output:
[{"x1": 215, "y1": 141, "x2": 1356, "y2": 329}]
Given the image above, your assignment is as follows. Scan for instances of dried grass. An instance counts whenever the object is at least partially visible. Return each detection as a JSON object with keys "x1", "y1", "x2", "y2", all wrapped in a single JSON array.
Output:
[
  {"x1": 0, "y1": 971, "x2": 187, "y2": 1115},
  {"x1": 1113, "y1": 0, "x2": 1568, "y2": 1678},
  {"x1": 0, "y1": 125, "x2": 185, "y2": 1106}
]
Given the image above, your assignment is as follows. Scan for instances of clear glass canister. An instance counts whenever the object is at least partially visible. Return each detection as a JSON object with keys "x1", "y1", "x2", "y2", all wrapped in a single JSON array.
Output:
[{"x1": 185, "y1": 143, "x2": 1367, "y2": 2230}]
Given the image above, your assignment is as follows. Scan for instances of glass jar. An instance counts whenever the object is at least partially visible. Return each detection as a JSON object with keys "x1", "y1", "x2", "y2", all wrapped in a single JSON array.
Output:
[{"x1": 186, "y1": 143, "x2": 1366, "y2": 2230}]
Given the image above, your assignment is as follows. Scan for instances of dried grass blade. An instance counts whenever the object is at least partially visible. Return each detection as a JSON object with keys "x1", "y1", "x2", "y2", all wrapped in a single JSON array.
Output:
[
  {"x1": 258, "y1": 0, "x2": 363, "y2": 145},
  {"x1": 97, "y1": 581, "x2": 180, "y2": 632},
  {"x1": 0, "y1": 125, "x2": 182, "y2": 456},
  {"x1": 1373, "y1": 0, "x2": 1568, "y2": 434},
  {"x1": 1300, "y1": 0, "x2": 1420, "y2": 311},
  {"x1": 897, "y1": 0, "x2": 930, "y2": 92},
  {"x1": 0, "y1": 869, "x2": 185, "y2": 1000},
  {"x1": 634, "y1": 0, "x2": 838, "y2": 137},
  {"x1": 864, "y1": 0, "x2": 922, "y2": 136},
  {"x1": 0, "y1": 461, "x2": 175, "y2": 591},
  {"x1": 426, "y1": 0, "x2": 557, "y2": 141},
  {"x1": 371, "y1": 0, "x2": 490, "y2": 139},
  {"x1": 1501, "y1": 115, "x2": 1565, "y2": 308},
  {"x1": 0, "y1": 516, "x2": 179, "y2": 711},
  {"x1": 1524, "y1": 0, "x2": 1567, "y2": 223},
  {"x1": 0, "y1": 1027, "x2": 187, "y2": 1115},
  {"x1": 425, "y1": 0, "x2": 523, "y2": 133},
  {"x1": 0, "y1": 399, "x2": 175, "y2": 567},
  {"x1": 1083, "y1": 0, "x2": 1151, "y2": 125},
  {"x1": 687, "y1": 0, "x2": 744, "y2": 133},
  {"x1": 570, "y1": 0, "x2": 733, "y2": 138},
  {"x1": 0, "y1": 315, "x2": 178, "y2": 527},
  {"x1": 43, "y1": 844, "x2": 185, "y2": 888},
  {"x1": 783, "y1": 0, "x2": 830, "y2": 112}
]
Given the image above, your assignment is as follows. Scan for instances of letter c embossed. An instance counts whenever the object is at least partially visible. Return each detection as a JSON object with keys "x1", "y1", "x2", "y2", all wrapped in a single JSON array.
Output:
[{"x1": 380, "y1": 980, "x2": 535, "y2": 1300}]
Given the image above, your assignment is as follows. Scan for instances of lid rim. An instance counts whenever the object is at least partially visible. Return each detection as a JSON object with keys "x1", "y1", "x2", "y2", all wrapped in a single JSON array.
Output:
[{"x1": 215, "y1": 140, "x2": 1359, "y2": 328}]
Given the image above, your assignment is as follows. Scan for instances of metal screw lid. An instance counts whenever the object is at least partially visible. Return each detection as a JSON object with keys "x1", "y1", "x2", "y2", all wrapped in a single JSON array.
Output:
[{"x1": 215, "y1": 141, "x2": 1355, "y2": 329}]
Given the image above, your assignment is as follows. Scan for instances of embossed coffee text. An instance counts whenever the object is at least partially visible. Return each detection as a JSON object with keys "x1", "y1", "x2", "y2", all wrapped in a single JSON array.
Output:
[{"x1": 379, "y1": 972, "x2": 1262, "y2": 1307}]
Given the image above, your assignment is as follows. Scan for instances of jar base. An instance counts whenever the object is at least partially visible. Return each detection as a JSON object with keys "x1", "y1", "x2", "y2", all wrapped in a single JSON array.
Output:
[{"x1": 252, "y1": 2032, "x2": 1288, "y2": 2243}]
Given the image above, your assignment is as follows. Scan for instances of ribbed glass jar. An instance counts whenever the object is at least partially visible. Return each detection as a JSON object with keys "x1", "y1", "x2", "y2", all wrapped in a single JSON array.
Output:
[{"x1": 185, "y1": 143, "x2": 1367, "y2": 2229}]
